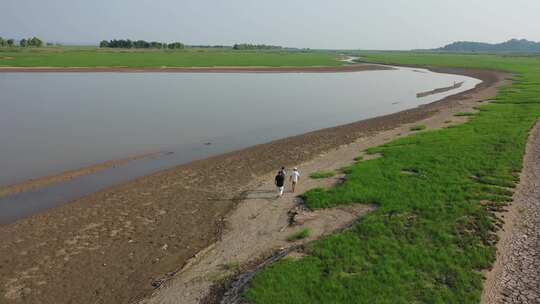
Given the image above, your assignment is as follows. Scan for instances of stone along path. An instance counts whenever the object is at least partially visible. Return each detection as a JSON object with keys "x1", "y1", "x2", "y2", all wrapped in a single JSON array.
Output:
[{"x1": 482, "y1": 121, "x2": 540, "y2": 304}]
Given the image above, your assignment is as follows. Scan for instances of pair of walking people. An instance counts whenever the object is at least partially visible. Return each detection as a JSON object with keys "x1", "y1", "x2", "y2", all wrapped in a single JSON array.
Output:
[{"x1": 275, "y1": 167, "x2": 300, "y2": 197}]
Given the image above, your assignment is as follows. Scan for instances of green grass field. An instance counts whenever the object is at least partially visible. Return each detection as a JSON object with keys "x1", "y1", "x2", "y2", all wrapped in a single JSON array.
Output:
[
  {"x1": 0, "y1": 47, "x2": 341, "y2": 68},
  {"x1": 244, "y1": 53, "x2": 540, "y2": 303}
]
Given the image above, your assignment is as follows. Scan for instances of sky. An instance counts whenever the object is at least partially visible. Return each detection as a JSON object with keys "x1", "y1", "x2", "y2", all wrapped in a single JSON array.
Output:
[{"x1": 1, "y1": 0, "x2": 540, "y2": 50}]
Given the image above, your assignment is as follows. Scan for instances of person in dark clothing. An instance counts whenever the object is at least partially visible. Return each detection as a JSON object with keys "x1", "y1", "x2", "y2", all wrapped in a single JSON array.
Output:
[{"x1": 275, "y1": 171, "x2": 285, "y2": 197}]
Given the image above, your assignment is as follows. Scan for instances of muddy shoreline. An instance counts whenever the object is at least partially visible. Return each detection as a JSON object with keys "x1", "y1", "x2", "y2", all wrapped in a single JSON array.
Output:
[
  {"x1": 0, "y1": 67, "x2": 508, "y2": 304},
  {"x1": 0, "y1": 64, "x2": 392, "y2": 73}
]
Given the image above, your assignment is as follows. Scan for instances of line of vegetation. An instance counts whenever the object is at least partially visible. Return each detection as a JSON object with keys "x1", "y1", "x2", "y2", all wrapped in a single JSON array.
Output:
[
  {"x1": 0, "y1": 36, "x2": 44, "y2": 47},
  {"x1": 232, "y1": 44, "x2": 283, "y2": 50},
  {"x1": 99, "y1": 39, "x2": 184, "y2": 49},
  {"x1": 287, "y1": 228, "x2": 311, "y2": 242},
  {"x1": 454, "y1": 112, "x2": 476, "y2": 117},
  {"x1": 309, "y1": 171, "x2": 336, "y2": 179},
  {"x1": 410, "y1": 124, "x2": 427, "y2": 131},
  {"x1": 245, "y1": 53, "x2": 540, "y2": 303}
]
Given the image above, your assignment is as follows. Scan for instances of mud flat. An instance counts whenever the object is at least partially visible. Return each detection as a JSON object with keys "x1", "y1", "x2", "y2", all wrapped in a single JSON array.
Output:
[{"x1": 0, "y1": 67, "x2": 508, "y2": 304}]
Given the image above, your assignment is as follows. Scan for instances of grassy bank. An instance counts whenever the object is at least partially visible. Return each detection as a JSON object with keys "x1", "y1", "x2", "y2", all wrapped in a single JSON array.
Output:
[
  {"x1": 244, "y1": 54, "x2": 540, "y2": 303},
  {"x1": 0, "y1": 47, "x2": 341, "y2": 68}
]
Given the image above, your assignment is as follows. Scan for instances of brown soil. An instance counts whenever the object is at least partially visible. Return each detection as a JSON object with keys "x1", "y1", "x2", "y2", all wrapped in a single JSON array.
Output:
[
  {"x1": 0, "y1": 67, "x2": 509, "y2": 304},
  {"x1": 0, "y1": 151, "x2": 166, "y2": 198},
  {"x1": 0, "y1": 64, "x2": 392, "y2": 73}
]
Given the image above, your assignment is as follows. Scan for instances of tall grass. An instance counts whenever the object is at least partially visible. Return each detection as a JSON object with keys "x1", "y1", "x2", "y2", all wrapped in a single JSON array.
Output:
[{"x1": 245, "y1": 53, "x2": 540, "y2": 303}]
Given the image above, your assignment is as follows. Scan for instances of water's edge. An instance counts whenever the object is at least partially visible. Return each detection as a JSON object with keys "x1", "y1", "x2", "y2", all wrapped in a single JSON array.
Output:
[{"x1": 0, "y1": 67, "x2": 481, "y2": 224}]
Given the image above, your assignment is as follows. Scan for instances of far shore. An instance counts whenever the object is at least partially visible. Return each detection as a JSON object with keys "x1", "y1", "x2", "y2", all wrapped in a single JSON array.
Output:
[
  {"x1": 0, "y1": 66, "x2": 509, "y2": 304},
  {"x1": 0, "y1": 64, "x2": 393, "y2": 73}
]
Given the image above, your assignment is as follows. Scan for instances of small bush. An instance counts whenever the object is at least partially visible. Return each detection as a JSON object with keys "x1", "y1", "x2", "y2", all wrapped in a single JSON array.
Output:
[
  {"x1": 410, "y1": 124, "x2": 427, "y2": 131},
  {"x1": 287, "y1": 228, "x2": 310, "y2": 242},
  {"x1": 454, "y1": 112, "x2": 475, "y2": 117},
  {"x1": 340, "y1": 166, "x2": 353, "y2": 174},
  {"x1": 310, "y1": 171, "x2": 336, "y2": 179},
  {"x1": 223, "y1": 261, "x2": 240, "y2": 271}
]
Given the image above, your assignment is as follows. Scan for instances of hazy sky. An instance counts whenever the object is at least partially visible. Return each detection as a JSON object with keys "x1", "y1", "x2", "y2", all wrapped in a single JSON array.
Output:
[{"x1": 2, "y1": 0, "x2": 539, "y2": 49}]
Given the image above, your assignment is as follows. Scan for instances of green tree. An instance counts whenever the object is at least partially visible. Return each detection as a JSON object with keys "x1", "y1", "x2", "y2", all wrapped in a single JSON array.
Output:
[
  {"x1": 19, "y1": 38, "x2": 27, "y2": 47},
  {"x1": 0, "y1": 37, "x2": 5, "y2": 47},
  {"x1": 133, "y1": 40, "x2": 150, "y2": 48},
  {"x1": 167, "y1": 42, "x2": 184, "y2": 49},
  {"x1": 150, "y1": 41, "x2": 164, "y2": 49},
  {"x1": 6, "y1": 39, "x2": 14, "y2": 47},
  {"x1": 29, "y1": 37, "x2": 43, "y2": 47},
  {"x1": 99, "y1": 40, "x2": 109, "y2": 48}
]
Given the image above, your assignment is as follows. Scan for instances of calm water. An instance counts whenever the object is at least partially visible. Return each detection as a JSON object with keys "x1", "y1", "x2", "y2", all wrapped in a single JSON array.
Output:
[{"x1": 0, "y1": 67, "x2": 481, "y2": 223}]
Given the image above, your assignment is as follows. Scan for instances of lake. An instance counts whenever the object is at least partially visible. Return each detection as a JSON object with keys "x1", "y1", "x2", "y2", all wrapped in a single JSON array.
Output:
[{"x1": 0, "y1": 67, "x2": 481, "y2": 223}]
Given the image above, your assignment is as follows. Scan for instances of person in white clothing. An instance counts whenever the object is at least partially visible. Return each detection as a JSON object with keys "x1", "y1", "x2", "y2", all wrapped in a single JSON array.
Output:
[{"x1": 290, "y1": 167, "x2": 301, "y2": 193}]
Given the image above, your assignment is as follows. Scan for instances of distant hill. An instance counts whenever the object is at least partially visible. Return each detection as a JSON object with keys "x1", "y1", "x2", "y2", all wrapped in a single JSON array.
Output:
[{"x1": 435, "y1": 39, "x2": 540, "y2": 53}]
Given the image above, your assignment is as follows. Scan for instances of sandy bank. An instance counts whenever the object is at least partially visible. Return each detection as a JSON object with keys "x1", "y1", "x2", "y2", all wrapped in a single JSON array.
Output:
[{"x1": 0, "y1": 67, "x2": 509, "y2": 304}]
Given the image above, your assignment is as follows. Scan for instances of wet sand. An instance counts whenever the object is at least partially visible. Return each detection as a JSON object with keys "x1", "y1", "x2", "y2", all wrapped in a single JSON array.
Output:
[{"x1": 0, "y1": 67, "x2": 508, "y2": 304}]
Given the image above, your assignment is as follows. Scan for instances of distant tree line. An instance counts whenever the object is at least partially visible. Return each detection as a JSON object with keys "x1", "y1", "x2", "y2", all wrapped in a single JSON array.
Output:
[
  {"x1": 20, "y1": 37, "x2": 44, "y2": 47},
  {"x1": 0, "y1": 36, "x2": 43, "y2": 47},
  {"x1": 187, "y1": 44, "x2": 230, "y2": 49},
  {"x1": 232, "y1": 44, "x2": 282, "y2": 50},
  {"x1": 99, "y1": 39, "x2": 185, "y2": 49},
  {"x1": 436, "y1": 39, "x2": 540, "y2": 53}
]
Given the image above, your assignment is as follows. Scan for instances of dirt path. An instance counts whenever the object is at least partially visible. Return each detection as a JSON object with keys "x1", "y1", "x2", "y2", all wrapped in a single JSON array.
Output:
[
  {"x1": 0, "y1": 68, "x2": 508, "y2": 304},
  {"x1": 141, "y1": 71, "x2": 511, "y2": 304},
  {"x1": 481, "y1": 122, "x2": 540, "y2": 304}
]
